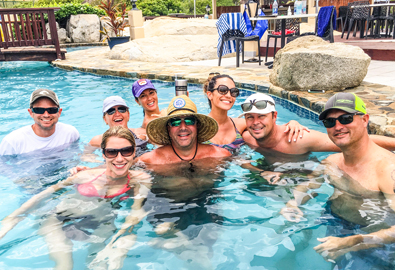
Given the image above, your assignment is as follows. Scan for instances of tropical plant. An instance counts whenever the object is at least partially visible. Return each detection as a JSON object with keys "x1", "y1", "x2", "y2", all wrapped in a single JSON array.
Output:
[{"x1": 98, "y1": 0, "x2": 129, "y2": 40}]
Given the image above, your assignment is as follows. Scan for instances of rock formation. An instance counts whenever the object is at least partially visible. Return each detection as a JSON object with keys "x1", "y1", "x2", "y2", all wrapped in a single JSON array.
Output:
[
  {"x1": 269, "y1": 36, "x2": 371, "y2": 91},
  {"x1": 68, "y1": 14, "x2": 101, "y2": 43}
]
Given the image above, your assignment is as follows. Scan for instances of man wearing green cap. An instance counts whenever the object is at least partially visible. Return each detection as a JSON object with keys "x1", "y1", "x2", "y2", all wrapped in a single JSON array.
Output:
[{"x1": 281, "y1": 93, "x2": 395, "y2": 267}]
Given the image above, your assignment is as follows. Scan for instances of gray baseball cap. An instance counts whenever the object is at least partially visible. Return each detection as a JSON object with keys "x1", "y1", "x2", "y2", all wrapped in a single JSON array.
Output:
[
  {"x1": 319, "y1": 93, "x2": 367, "y2": 120},
  {"x1": 30, "y1": 89, "x2": 60, "y2": 107}
]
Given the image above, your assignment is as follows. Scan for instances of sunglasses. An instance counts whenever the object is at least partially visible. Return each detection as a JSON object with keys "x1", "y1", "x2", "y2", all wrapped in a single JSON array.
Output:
[
  {"x1": 241, "y1": 100, "x2": 275, "y2": 112},
  {"x1": 106, "y1": 106, "x2": 128, "y2": 115},
  {"x1": 102, "y1": 146, "x2": 135, "y2": 158},
  {"x1": 31, "y1": 107, "x2": 59, "y2": 114},
  {"x1": 211, "y1": 85, "x2": 239, "y2": 98},
  {"x1": 168, "y1": 117, "x2": 196, "y2": 127},
  {"x1": 209, "y1": 72, "x2": 220, "y2": 76},
  {"x1": 322, "y1": 113, "x2": 363, "y2": 128}
]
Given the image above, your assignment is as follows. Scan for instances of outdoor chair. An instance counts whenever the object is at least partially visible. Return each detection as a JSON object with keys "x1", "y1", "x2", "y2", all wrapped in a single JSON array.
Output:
[
  {"x1": 265, "y1": 17, "x2": 300, "y2": 62},
  {"x1": 336, "y1": 6, "x2": 348, "y2": 33},
  {"x1": 216, "y1": 13, "x2": 247, "y2": 66},
  {"x1": 343, "y1": 1, "x2": 370, "y2": 39},
  {"x1": 297, "y1": 6, "x2": 336, "y2": 43}
]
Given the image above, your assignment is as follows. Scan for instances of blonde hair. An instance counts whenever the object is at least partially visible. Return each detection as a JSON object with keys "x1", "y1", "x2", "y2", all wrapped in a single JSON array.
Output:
[{"x1": 101, "y1": 126, "x2": 136, "y2": 150}]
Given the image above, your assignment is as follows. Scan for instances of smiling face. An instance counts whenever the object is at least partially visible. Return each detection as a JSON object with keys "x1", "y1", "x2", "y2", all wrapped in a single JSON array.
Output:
[
  {"x1": 103, "y1": 136, "x2": 135, "y2": 178},
  {"x1": 167, "y1": 116, "x2": 198, "y2": 150},
  {"x1": 103, "y1": 105, "x2": 130, "y2": 128},
  {"x1": 207, "y1": 77, "x2": 236, "y2": 111},
  {"x1": 325, "y1": 109, "x2": 368, "y2": 148},
  {"x1": 28, "y1": 97, "x2": 62, "y2": 134},
  {"x1": 245, "y1": 112, "x2": 277, "y2": 141},
  {"x1": 136, "y1": 89, "x2": 159, "y2": 113}
]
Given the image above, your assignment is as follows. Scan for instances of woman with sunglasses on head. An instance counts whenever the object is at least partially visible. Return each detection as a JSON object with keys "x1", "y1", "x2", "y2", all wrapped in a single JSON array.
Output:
[
  {"x1": 88, "y1": 96, "x2": 148, "y2": 158},
  {"x1": 203, "y1": 73, "x2": 308, "y2": 153},
  {"x1": 0, "y1": 126, "x2": 151, "y2": 269}
]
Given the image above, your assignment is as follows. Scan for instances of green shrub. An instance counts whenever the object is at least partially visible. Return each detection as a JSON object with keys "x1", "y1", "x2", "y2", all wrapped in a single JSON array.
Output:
[{"x1": 136, "y1": 0, "x2": 182, "y2": 16}]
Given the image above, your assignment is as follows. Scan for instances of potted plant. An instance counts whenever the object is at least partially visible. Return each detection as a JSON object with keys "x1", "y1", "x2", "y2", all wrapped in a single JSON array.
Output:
[{"x1": 99, "y1": 0, "x2": 130, "y2": 49}]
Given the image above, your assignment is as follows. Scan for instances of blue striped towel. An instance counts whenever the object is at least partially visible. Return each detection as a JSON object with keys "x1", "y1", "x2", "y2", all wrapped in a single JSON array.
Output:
[{"x1": 216, "y1": 13, "x2": 247, "y2": 57}]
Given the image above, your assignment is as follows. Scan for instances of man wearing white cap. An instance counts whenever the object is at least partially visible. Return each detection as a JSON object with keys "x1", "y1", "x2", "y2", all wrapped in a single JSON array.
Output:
[
  {"x1": 240, "y1": 93, "x2": 395, "y2": 158},
  {"x1": 0, "y1": 89, "x2": 79, "y2": 155}
]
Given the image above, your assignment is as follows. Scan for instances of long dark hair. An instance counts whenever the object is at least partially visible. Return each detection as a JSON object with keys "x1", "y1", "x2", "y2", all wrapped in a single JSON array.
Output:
[{"x1": 203, "y1": 74, "x2": 235, "y2": 109}]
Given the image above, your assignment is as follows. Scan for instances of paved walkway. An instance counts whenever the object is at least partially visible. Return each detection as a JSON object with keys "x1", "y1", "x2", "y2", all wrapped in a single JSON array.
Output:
[{"x1": 53, "y1": 47, "x2": 395, "y2": 136}]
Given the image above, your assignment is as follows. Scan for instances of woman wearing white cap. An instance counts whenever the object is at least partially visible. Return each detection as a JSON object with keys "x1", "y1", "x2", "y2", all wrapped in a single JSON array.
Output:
[
  {"x1": 88, "y1": 96, "x2": 148, "y2": 157},
  {"x1": 202, "y1": 74, "x2": 307, "y2": 153}
]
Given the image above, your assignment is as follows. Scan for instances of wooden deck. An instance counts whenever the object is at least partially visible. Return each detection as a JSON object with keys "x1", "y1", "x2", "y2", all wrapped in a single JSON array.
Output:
[
  {"x1": 260, "y1": 32, "x2": 395, "y2": 61},
  {"x1": 0, "y1": 8, "x2": 66, "y2": 61}
]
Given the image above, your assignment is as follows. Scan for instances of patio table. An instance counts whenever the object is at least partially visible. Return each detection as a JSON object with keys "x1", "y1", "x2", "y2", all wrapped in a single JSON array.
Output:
[{"x1": 250, "y1": 14, "x2": 318, "y2": 49}]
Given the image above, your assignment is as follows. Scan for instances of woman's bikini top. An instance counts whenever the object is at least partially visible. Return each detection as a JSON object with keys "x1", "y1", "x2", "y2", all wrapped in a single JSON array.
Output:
[
  {"x1": 203, "y1": 118, "x2": 244, "y2": 151},
  {"x1": 77, "y1": 172, "x2": 131, "y2": 199}
]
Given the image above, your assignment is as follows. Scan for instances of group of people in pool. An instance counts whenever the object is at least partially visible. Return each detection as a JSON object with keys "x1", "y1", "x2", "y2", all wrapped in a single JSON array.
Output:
[{"x1": 2, "y1": 73, "x2": 395, "y2": 269}]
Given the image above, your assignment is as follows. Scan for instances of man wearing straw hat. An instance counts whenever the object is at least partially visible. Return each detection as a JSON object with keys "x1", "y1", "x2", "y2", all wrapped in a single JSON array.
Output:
[{"x1": 138, "y1": 95, "x2": 231, "y2": 170}]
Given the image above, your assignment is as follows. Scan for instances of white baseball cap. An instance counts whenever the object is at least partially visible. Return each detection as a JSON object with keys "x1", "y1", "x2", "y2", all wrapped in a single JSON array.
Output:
[
  {"x1": 238, "y1": 93, "x2": 276, "y2": 118},
  {"x1": 102, "y1": 96, "x2": 129, "y2": 114}
]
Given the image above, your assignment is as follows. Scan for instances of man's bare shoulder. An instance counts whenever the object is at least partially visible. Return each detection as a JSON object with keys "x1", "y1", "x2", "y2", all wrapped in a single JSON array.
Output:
[
  {"x1": 242, "y1": 131, "x2": 258, "y2": 146},
  {"x1": 200, "y1": 144, "x2": 232, "y2": 158},
  {"x1": 89, "y1": 134, "x2": 102, "y2": 147},
  {"x1": 138, "y1": 146, "x2": 171, "y2": 164}
]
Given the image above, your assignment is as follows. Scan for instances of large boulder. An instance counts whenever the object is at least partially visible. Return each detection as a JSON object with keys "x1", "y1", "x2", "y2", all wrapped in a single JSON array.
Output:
[
  {"x1": 108, "y1": 34, "x2": 217, "y2": 62},
  {"x1": 68, "y1": 14, "x2": 100, "y2": 43},
  {"x1": 269, "y1": 36, "x2": 371, "y2": 91},
  {"x1": 45, "y1": 22, "x2": 67, "y2": 43}
]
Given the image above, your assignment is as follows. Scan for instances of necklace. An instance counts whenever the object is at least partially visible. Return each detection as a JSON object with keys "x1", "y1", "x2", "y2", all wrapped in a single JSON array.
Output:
[{"x1": 170, "y1": 142, "x2": 198, "y2": 172}]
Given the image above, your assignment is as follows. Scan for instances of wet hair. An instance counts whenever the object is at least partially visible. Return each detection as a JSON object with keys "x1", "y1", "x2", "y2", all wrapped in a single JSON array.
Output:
[
  {"x1": 203, "y1": 74, "x2": 235, "y2": 109},
  {"x1": 101, "y1": 126, "x2": 136, "y2": 150}
]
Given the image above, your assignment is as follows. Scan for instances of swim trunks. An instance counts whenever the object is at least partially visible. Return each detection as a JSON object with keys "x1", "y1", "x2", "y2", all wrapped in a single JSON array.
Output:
[{"x1": 203, "y1": 118, "x2": 244, "y2": 152}]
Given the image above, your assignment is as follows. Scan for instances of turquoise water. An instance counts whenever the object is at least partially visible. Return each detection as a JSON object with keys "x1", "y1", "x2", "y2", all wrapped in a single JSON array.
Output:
[{"x1": 0, "y1": 60, "x2": 336, "y2": 269}]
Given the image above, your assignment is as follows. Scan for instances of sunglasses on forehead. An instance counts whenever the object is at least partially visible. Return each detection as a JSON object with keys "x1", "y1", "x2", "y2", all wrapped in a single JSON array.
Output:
[
  {"x1": 168, "y1": 116, "x2": 197, "y2": 127},
  {"x1": 31, "y1": 107, "x2": 59, "y2": 114},
  {"x1": 210, "y1": 85, "x2": 239, "y2": 98},
  {"x1": 241, "y1": 100, "x2": 275, "y2": 112},
  {"x1": 322, "y1": 113, "x2": 364, "y2": 128},
  {"x1": 105, "y1": 106, "x2": 128, "y2": 116},
  {"x1": 102, "y1": 146, "x2": 135, "y2": 158}
]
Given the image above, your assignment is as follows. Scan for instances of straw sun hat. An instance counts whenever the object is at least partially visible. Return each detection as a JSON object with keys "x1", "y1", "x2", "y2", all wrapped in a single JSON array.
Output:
[{"x1": 146, "y1": 95, "x2": 218, "y2": 145}]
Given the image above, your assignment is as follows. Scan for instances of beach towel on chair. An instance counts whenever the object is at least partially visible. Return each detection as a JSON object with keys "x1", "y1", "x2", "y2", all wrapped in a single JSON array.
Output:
[
  {"x1": 243, "y1": 8, "x2": 268, "y2": 39},
  {"x1": 317, "y1": 6, "x2": 337, "y2": 37},
  {"x1": 216, "y1": 13, "x2": 247, "y2": 57}
]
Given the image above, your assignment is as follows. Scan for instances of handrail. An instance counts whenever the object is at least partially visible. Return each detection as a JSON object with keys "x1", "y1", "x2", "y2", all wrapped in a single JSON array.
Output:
[{"x1": 0, "y1": 7, "x2": 62, "y2": 59}]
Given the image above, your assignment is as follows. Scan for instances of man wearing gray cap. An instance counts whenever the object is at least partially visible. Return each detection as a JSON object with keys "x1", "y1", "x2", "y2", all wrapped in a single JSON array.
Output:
[
  {"x1": 281, "y1": 93, "x2": 395, "y2": 267},
  {"x1": 0, "y1": 89, "x2": 79, "y2": 155}
]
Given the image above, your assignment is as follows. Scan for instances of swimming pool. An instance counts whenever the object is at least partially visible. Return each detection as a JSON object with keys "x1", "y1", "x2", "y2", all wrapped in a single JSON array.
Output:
[{"x1": 1, "y1": 60, "x2": 339, "y2": 269}]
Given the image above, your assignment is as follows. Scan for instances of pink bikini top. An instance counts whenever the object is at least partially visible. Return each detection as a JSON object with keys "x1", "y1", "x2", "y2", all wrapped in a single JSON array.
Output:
[{"x1": 77, "y1": 172, "x2": 131, "y2": 199}]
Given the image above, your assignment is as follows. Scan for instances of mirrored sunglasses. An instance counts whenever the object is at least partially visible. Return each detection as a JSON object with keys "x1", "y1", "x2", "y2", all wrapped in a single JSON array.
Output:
[
  {"x1": 322, "y1": 113, "x2": 363, "y2": 128},
  {"x1": 168, "y1": 117, "x2": 196, "y2": 127},
  {"x1": 211, "y1": 85, "x2": 239, "y2": 98},
  {"x1": 241, "y1": 100, "x2": 275, "y2": 112},
  {"x1": 102, "y1": 146, "x2": 135, "y2": 158},
  {"x1": 31, "y1": 107, "x2": 59, "y2": 114},
  {"x1": 106, "y1": 106, "x2": 128, "y2": 115}
]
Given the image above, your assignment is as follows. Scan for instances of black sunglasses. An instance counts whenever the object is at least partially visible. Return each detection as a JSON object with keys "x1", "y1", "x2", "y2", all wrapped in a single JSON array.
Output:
[
  {"x1": 241, "y1": 100, "x2": 275, "y2": 112},
  {"x1": 31, "y1": 107, "x2": 59, "y2": 114},
  {"x1": 211, "y1": 85, "x2": 239, "y2": 98},
  {"x1": 102, "y1": 146, "x2": 135, "y2": 158},
  {"x1": 168, "y1": 116, "x2": 196, "y2": 127},
  {"x1": 322, "y1": 113, "x2": 364, "y2": 128},
  {"x1": 209, "y1": 72, "x2": 220, "y2": 76},
  {"x1": 106, "y1": 106, "x2": 128, "y2": 116}
]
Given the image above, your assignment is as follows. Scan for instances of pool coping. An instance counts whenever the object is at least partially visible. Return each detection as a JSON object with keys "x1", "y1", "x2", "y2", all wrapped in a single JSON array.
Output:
[{"x1": 51, "y1": 56, "x2": 395, "y2": 137}]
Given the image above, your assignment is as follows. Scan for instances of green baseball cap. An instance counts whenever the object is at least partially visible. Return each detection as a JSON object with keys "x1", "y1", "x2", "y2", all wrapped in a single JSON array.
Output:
[{"x1": 319, "y1": 93, "x2": 367, "y2": 120}]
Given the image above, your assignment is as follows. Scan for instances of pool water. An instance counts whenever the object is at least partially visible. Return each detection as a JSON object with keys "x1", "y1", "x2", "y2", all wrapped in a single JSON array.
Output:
[{"x1": 0, "y1": 60, "x2": 337, "y2": 269}]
